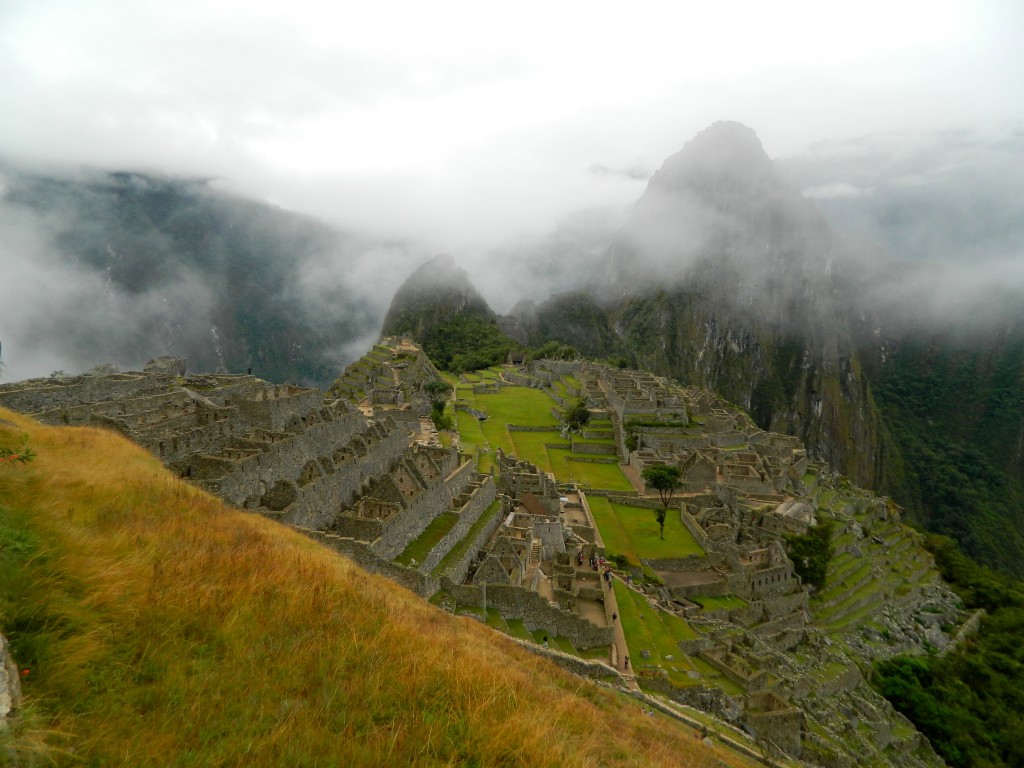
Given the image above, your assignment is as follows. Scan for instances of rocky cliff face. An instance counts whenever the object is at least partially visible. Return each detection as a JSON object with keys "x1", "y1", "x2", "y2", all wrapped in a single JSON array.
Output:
[{"x1": 548, "y1": 122, "x2": 888, "y2": 488}]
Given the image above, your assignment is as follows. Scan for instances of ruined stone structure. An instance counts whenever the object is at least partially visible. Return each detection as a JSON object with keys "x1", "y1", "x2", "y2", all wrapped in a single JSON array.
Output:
[{"x1": 0, "y1": 345, "x2": 962, "y2": 767}]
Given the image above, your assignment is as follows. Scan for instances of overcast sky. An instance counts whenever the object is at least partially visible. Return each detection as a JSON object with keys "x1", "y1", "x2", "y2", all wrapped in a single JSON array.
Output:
[{"x1": 2, "y1": 0, "x2": 1022, "y2": 252}]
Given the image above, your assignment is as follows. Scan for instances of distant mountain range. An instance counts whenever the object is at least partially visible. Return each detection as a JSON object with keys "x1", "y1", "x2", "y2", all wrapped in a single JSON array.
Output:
[
  {"x1": 3, "y1": 123, "x2": 1022, "y2": 574},
  {"x1": 0, "y1": 166, "x2": 385, "y2": 386},
  {"x1": 384, "y1": 122, "x2": 1024, "y2": 576}
]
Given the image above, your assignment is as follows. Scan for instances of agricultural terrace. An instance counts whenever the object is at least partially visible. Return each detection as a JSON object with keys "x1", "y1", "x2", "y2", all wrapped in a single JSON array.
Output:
[
  {"x1": 454, "y1": 383, "x2": 632, "y2": 491},
  {"x1": 586, "y1": 496, "x2": 705, "y2": 568},
  {"x1": 612, "y1": 581, "x2": 741, "y2": 694}
]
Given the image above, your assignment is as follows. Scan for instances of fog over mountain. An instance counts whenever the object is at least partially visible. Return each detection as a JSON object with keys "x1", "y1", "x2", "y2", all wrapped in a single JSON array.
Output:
[{"x1": 2, "y1": 1, "x2": 1023, "y2": 381}]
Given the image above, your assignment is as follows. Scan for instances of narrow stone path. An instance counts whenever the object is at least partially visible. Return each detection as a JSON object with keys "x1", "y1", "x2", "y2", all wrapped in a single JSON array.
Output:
[{"x1": 603, "y1": 574, "x2": 640, "y2": 691}]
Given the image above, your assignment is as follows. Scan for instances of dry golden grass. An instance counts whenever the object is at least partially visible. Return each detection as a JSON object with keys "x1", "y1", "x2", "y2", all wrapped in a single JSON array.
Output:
[{"x1": 0, "y1": 410, "x2": 754, "y2": 767}]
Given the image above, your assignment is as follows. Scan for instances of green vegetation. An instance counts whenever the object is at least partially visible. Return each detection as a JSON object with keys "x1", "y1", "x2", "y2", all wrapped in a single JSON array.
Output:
[
  {"x1": 873, "y1": 337, "x2": 1024, "y2": 578},
  {"x1": 586, "y1": 497, "x2": 704, "y2": 567},
  {"x1": 691, "y1": 595, "x2": 747, "y2": 611},
  {"x1": 783, "y1": 520, "x2": 834, "y2": 590},
  {"x1": 395, "y1": 513, "x2": 459, "y2": 566},
  {"x1": 564, "y1": 460, "x2": 634, "y2": 491},
  {"x1": 428, "y1": 381, "x2": 455, "y2": 432},
  {"x1": 565, "y1": 398, "x2": 591, "y2": 430},
  {"x1": 641, "y1": 465, "x2": 682, "y2": 539},
  {"x1": 529, "y1": 340, "x2": 579, "y2": 361},
  {"x1": 612, "y1": 582, "x2": 737, "y2": 694},
  {"x1": 0, "y1": 435, "x2": 35, "y2": 466},
  {"x1": 454, "y1": 384, "x2": 633, "y2": 491},
  {"x1": 433, "y1": 500, "x2": 502, "y2": 576},
  {"x1": 419, "y1": 315, "x2": 519, "y2": 372},
  {"x1": 872, "y1": 534, "x2": 1024, "y2": 767}
]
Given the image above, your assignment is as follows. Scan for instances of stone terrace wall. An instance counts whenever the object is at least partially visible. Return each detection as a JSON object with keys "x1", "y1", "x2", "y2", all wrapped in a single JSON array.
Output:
[
  {"x1": 282, "y1": 424, "x2": 407, "y2": 529},
  {"x1": 0, "y1": 373, "x2": 175, "y2": 414},
  {"x1": 236, "y1": 387, "x2": 323, "y2": 432},
  {"x1": 437, "y1": 500, "x2": 506, "y2": 583},
  {"x1": 300, "y1": 529, "x2": 439, "y2": 598},
  {"x1": 517, "y1": 641, "x2": 623, "y2": 684},
  {"x1": 204, "y1": 412, "x2": 370, "y2": 506},
  {"x1": 371, "y1": 457, "x2": 477, "y2": 560},
  {"x1": 486, "y1": 584, "x2": 613, "y2": 650},
  {"x1": 420, "y1": 477, "x2": 497, "y2": 574}
]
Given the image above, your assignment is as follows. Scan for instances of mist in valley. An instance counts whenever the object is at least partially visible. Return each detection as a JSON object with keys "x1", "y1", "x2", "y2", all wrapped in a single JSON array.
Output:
[{"x1": 1, "y1": 1, "x2": 1023, "y2": 382}]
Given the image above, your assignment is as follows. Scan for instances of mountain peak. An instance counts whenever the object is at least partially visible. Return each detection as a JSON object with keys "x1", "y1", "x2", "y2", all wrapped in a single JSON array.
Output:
[
  {"x1": 649, "y1": 120, "x2": 777, "y2": 199},
  {"x1": 380, "y1": 255, "x2": 494, "y2": 340},
  {"x1": 590, "y1": 121, "x2": 831, "y2": 301}
]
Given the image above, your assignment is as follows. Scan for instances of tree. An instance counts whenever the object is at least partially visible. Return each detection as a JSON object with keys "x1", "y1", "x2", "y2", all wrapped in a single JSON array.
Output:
[
  {"x1": 565, "y1": 399, "x2": 591, "y2": 431},
  {"x1": 641, "y1": 465, "x2": 681, "y2": 539},
  {"x1": 783, "y1": 520, "x2": 833, "y2": 590}
]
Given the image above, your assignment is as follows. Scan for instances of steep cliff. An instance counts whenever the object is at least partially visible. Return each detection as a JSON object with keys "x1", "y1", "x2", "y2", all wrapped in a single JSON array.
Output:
[{"x1": 566, "y1": 122, "x2": 888, "y2": 488}]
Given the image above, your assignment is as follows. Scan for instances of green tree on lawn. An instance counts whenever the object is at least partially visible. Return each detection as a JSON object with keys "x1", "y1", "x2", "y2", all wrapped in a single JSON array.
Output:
[
  {"x1": 423, "y1": 380, "x2": 454, "y2": 431},
  {"x1": 565, "y1": 399, "x2": 591, "y2": 431},
  {"x1": 641, "y1": 464, "x2": 681, "y2": 539}
]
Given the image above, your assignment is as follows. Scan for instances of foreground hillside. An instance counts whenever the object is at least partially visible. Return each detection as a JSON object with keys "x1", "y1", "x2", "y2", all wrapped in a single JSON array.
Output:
[{"x1": 0, "y1": 410, "x2": 747, "y2": 767}]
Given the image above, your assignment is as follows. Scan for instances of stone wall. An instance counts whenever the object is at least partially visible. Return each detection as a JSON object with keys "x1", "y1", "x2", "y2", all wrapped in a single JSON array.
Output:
[
  {"x1": 419, "y1": 477, "x2": 497, "y2": 574},
  {"x1": 280, "y1": 424, "x2": 408, "y2": 529},
  {"x1": 486, "y1": 584, "x2": 613, "y2": 650},
  {"x1": 515, "y1": 640, "x2": 623, "y2": 684},
  {"x1": 300, "y1": 529, "x2": 439, "y2": 598},
  {"x1": 201, "y1": 413, "x2": 370, "y2": 504},
  {"x1": 743, "y1": 690, "x2": 803, "y2": 758},
  {"x1": 0, "y1": 372, "x2": 175, "y2": 414},
  {"x1": 236, "y1": 387, "x2": 323, "y2": 432},
  {"x1": 0, "y1": 632, "x2": 21, "y2": 725},
  {"x1": 571, "y1": 441, "x2": 617, "y2": 456},
  {"x1": 371, "y1": 460, "x2": 474, "y2": 560},
  {"x1": 680, "y1": 510, "x2": 711, "y2": 549},
  {"x1": 437, "y1": 500, "x2": 507, "y2": 583},
  {"x1": 642, "y1": 555, "x2": 709, "y2": 572},
  {"x1": 440, "y1": 578, "x2": 487, "y2": 610}
]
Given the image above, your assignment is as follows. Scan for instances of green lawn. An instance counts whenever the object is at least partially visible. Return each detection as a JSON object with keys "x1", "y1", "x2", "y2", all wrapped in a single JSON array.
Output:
[
  {"x1": 455, "y1": 408, "x2": 489, "y2": 472},
  {"x1": 612, "y1": 501, "x2": 704, "y2": 558},
  {"x1": 485, "y1": 607, "x2": 508, "y2": 631},
  {"x1": 451, "y1": 384, "x2": 633, "y2": 490},
  {"x1": 587, "y1": 496, "x2": 638, "y2": 565},
  {"x1": 586, "y1": 499, "x2": 705, "y2": 565},
  {"x1": 395, "y1": 513, "x2": 459, "y2": 566},
  {"x1": 563, "y1": 460, "x2": 633, "y2": 491},
  {"x1": 690, "y1": 594, "x2": 747, "y2": 611},
  {"x1": 475, "y1": 387, "x2": 560, "y2": 427},
  {"x1": 505, "y1": 618, "x2": 534, "y2": 641},
  {"x1": 613, "y1": 582, "x2": 719, "y2": 691},
  {"x1": 509, "y1": 430, "x2": 567, "y2": 474}
]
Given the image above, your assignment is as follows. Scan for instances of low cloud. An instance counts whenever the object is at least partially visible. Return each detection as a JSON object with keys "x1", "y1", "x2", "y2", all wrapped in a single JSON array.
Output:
[{"x1": 802, "y1": 182, "x2": 873, "y2": 199}]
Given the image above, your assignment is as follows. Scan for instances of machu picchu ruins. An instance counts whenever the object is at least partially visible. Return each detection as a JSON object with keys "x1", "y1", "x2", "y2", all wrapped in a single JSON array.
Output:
[{"x1": 0, "y1": 340, "x2": 966, "y2": 767}]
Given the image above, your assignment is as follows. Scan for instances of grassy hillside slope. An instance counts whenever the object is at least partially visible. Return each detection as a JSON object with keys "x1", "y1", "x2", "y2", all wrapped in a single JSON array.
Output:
[{"x1": 0, "y1": 410, "x2": 744, "y2": 767}]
